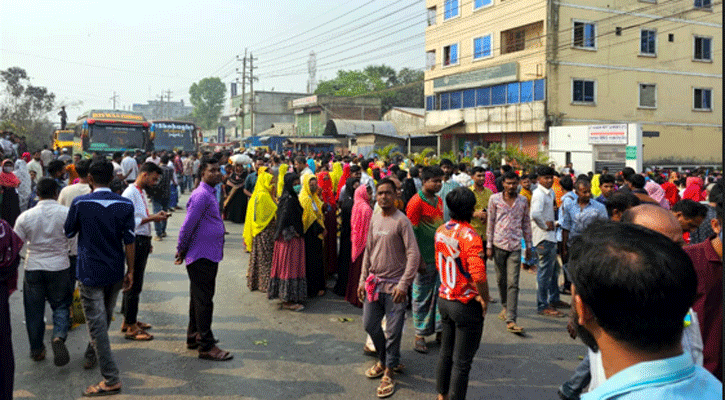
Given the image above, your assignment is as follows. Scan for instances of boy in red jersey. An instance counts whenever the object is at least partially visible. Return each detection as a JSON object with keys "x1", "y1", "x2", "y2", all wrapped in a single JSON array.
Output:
[{"x1": 435, "y1": 187, "x2": 489, "y2": 400}]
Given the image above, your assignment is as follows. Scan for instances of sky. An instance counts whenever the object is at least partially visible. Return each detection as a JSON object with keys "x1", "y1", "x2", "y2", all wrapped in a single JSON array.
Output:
[{"x1": 0, "y1": 0, "x2": 426, "y2": 122}]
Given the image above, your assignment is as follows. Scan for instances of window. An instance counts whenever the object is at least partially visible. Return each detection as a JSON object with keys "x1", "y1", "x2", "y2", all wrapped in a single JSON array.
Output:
[
  {"x1": 506, "y1": 82, "x2": 519, "y2": 103},
  {"x1": 640, "y1": 29, "x2": 656, "y2": 55},
  {"x1": 503, "y1": 27, "x2": 526, "y2": 54},
  {"x1": 443, "y1": 43, "x2": 458, "y2": 66},
  {"x1": 695, "y1": 0, "x2": 712, "y2": 8},
  {"x1": 426, "y1": 96, "x2": 435, "y2": 111},
  {"x1": 463, "y1": 89, "x2": 476, "y2": 108},
  {"x1": 426, "y1": 50, "x2": 436, "y2": 70},
  {"x1": 476, "y1": 87, "x2": 491, "y2": 106},
  {"x1": 572, "y1": 80, "x2": 595, "y2": 103},
  {"x1": 639, "y1": 84, "x2": 656, "y2": 108},
  {"x1": 694, "y1": 88, "x2": 712, "y2": 110},
  {"x1": 694, "y1": 36, "x2": 712, "y2": 61},
  {"x1": 474, "y1": 0, "x2": 492, "y2": 10},
  {"x1": 450, "y1": 91, "x2": 462, "y2": 109},
  {"x1": 573, "y1": 21, "x2": 596, "y2": 49},
  {"x1": 473, "y1": 35, "x2": 493, "y2": 59},
  {"x1": 427, "y1": 7, "x2": 437, "y2": 26},
  {"x1": 520, "y1": 81, "x2": 534, "y2": 102},
  {"x1": 440, "y1": 93, "x2": 450, "y2": 110},
  {"x1": 491, "y1": 84, "x2": 506, "y2": 105},
  {"x1": 534, "y1": 79, "x2": 546, "y2": 101},
  {"x1": 668, "y1": 34, "x2": 674, "y2": 42},
  {"x1": 444, "y1": 0, "x2": 459, "y2": 20}
]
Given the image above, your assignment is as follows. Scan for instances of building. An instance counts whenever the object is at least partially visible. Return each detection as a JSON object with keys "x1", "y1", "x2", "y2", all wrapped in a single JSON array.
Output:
[
  {"x1": 132, "y1": 100, "x2": 193, "y2": 121},
  {"x1": 289, "y1": 95, "x2": 382, "y2": 137},
  {"x1": 424, "y1": 0, "x2": 722, "y2": 166},
  {"x1": 383, "y1": 107, "x2": 438, "y2": 153},
  {"x1": 230, "y1": 91, "x2": 308, "y2": 138}
]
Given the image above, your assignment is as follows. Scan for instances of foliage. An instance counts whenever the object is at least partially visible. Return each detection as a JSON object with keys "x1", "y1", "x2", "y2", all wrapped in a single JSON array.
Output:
[
  {"x1": 0, "y1": 67, "x2": 56, "y2": 150},
  {"x1": 372, "y1": 143, "x2": 398, "y2": 161},
  {"x1": 482, "y1": 143, "x2": 549, "y2": 172},
  {"x1": 408, "y1": 147, "x2": 435, "y2": 166},
  {"x1": 316, "y1": 65, "x2": 424, "y2": 113},
  {"x1": 189, "y1": 77, "x2": 226, "y2": 130}
]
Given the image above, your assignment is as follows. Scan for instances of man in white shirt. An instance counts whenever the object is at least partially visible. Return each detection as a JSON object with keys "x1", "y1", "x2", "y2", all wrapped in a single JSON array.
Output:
[
  {"x1": 27, "y1": 151, "x2": 43, "y2": 184},
  {"x1": 58, "y1": 159, "x2": 92, "y2": 273},
  {"x1": 14, "y1": 178, "x2": 72, "y2": 366},
  {"x1": 120, "y1": 162, "x2": 167, "y2": 340},
  {"x1": 145, "y1": 151, "x2": 160, "y2": 165},
  {"x1": 121, "y1": 151, "x2": 138, "y2": 184},
  {"x1": 452, "y1": 163, "x2": 473, "y2": 187},
  {"x1": 111, "y1": 152, "x2": 124, "y2": 180},
  {"x1": 40, "y1": 145, "x2": 54, "y2": 174}
]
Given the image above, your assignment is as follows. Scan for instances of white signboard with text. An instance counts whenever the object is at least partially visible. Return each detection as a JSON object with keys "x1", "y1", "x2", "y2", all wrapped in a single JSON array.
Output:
[{"x1": 587, "y1": 124, "x2": 628, "y2": 145}]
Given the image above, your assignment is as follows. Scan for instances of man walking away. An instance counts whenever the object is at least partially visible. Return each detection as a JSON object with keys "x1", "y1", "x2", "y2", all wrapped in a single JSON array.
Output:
[
  {"x1": 487, "y1": 171, "x2": 532, "y2": 333},
  {"x1": 435, "y1": 187, "x2": 489, "y2": 400},
  {"x1": 175, "y1": 157, "x2": 232, "y2": 361},
  {"x1": 14, "y1": 178, "x2": 72, "y2": 366},
  {"x1": 64, "y1": 159, "x2": 135, "y2": 397},
  {"x1": 121, "y1": 151, "x2": 138, "y2": 185},
  {"x1": 121, "y1": 162, "x2": 168, "y2": 341},
  {"x1": 531, "y1": 166, "x2": 567, "y2": 319},
  {"x1": 149, "y1": 155, "x2": 172, "y2": 241},
  {"x1": 358, "y1": 178, "x2": 421, "y2": 398},
  {"x1": 406, "y1": 166, "x2": 444, "y2": 353},
  {"x1": 58, "y1": 159, "x2": 92, "y2": 274}
]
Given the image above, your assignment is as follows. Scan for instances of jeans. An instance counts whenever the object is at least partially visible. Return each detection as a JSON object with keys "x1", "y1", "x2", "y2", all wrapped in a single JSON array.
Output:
[
  {"x1": 152, "y1": 199, "x2": 168, "y2": 237},
  {"x1": 79, "y1": 281, "x2": 123, "y2": 387},
  {"x1": 123, "y1": 236, "x2": 151, "y2": 325},
  {"x1": 23, "y1": 268, "x2": 74, "y2": 352},
  {"x1": 181, "y1": 175, "x2": 191, "y2": 194},
  {"x1": 186, "y1": 258, "x2": 218, "y2": 352},
  {"x1": 363, "y1": 292, "x2": 407, "y2": 369},
  {"x1": 169, "y1": 183, "x2": 179, "y2": 209},
  {"x1": 436, "y1": 298, "x2": 484, "y2": 400},
  {"x1": 412, "y1": 263, "x2": 441, "y2": 337},
  {"x1": 559, "y1": 352, "x2": 591, "y2": 399},
  {"x1": 493, "y1": 247, "x2": 521, "y2": 323},
  {"x1": 535, "y1": 240, "x2": 560, "y2": 311}
]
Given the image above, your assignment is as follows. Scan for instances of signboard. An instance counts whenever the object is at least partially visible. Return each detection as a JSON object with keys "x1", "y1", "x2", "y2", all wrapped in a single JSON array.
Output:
[
  {"x1": 291, "y1": 95, "x2": 318, "y2": 108},
  {"x1": 432, "y1": 62, "x2": 518, "y2": 92},
  {"x1": 217, "y1": 126, "x2": 226, "y2": 144},
  {"x1": 89, "y1": 111, "x2": 144, "y2": 122},
  {"x1": 626, "y1": 146, "x2": 637, "y2": 160},
  {"x1": 588, "y1": 124, "x2": 628, "y2": 145}
]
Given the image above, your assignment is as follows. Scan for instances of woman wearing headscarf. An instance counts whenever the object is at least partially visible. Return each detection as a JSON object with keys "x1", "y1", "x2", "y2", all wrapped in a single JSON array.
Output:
[
  {"x1": 0, "y1": 160, "x2": 21, "y2": 227},
  {"x1": 682, "y1": 176, "x2": 706, "y2": 202},
  {"x1": 330, "y1": 161, "x2": 343, "y2": 194},
  {"x1": 345, "y1": 184, "x2": 372, "y2": 308},
  {"x1": 268, "y1": 172, "x2": 306, "y2": 311},
  {"x1": 0, "y1": 217, "x2": 23, "y2": 399},
  {"x1": 276, "y1": 163, "x2": 288, "y2": 199},
  {"x1": 223, "y1": 159, "x2": 248, "y2": 224},
  {"x1": 306, "y1": 159, "x2": 316, "y2": 175},
  {"x1": 644, "y1": 180, "x2": 670, "y2": 209},
  {"x1": 299, "y1": 174, "x2": 326, "y2": 298},
  {"x1": 661, "y1": 172, "x2": 681, "y2": 207},
  {"x1": 484, "y1": 170, "x2": 498, "y2": 193},
  {"x1": 244, "y1": 168, "x2": 277, "y2": 292},
  {"x1": 332, "y1": 177, "x2": 360, "y2": 298},
  {"x1": 13, "y1": 158, "x2": 31, "y2": 213},
  {"x1": 335, "y1": 164, "x2": 351, "y2": 202},
  {"x1": 317, "y1": 171, "x2": 338, "y2": 277}
]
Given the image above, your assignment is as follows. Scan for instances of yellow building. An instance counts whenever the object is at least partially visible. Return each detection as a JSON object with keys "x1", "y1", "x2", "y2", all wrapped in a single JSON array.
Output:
[{"x1": 424, "y1": 0, "x2": 722, "y2": 166}]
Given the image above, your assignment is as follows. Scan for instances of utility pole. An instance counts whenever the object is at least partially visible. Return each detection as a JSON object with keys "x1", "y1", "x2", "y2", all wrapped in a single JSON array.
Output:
[
  {"x1": 164, "y1": 89, "x2": 173, "y2": 118},
  {"x1": 249, "y1": 52, "x2": 258, "y2": 137},
  {"x1": 237, "y1": 48, "x2": 247, "y2": 138},
  {"x1": 110, "y1": 92, "x2": 119, "y2": 109}
]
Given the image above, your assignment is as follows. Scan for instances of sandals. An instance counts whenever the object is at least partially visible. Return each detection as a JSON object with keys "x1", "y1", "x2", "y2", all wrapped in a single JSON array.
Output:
[
  {"x1": 377, "y1": 375, "x2": 395, "y2": 398},
  {"x1": 507, "y1": 322, "x2": 525, "y2": 334},
  {"x1": 365, "y1": 362, "x2": 385, "y2": 379},
  {"x1": 497, "y1": 310, "x2": 506, "y2": 321},
  {"x1": 124, "y1": 329, "x2": 154, "y2": 341},
  {"x1": 282, "y1": 303, "x2": 305, "y2": 312},
  {"x1": 413, "y1": 337, "x2": 428, "y2": 354},
  {"x1": 82, "y1": 382, "x2": 121, "y2": 397},
  {"x1": 121, "y1": 321, "x2": 152, "y2": 333},
  {"x1": 538, "y1": 308, "x2": 565, "y2": 318},
  {"x1": 198, "y1": 346, "x2": 233, "y2": 361}
]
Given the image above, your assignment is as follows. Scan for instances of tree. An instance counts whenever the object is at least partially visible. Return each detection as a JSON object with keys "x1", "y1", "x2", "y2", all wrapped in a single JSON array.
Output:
[
  {"x1": 0, "y1": 67, "x2": 56, "y2": 150},
  {"x1": 189, "y1": 77, "x2": 226, "y2": 129}
]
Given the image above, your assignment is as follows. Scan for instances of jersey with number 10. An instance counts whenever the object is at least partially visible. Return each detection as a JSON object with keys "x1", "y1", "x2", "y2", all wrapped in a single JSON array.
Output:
[{"x1": 435, "y1": 221, "x2": 487, "y2": 303}]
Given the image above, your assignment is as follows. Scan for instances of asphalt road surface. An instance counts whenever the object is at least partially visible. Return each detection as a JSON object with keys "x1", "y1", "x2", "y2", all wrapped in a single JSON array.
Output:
[{"x1": 11, "y1": 192, "x2": 583, "y2": 399}]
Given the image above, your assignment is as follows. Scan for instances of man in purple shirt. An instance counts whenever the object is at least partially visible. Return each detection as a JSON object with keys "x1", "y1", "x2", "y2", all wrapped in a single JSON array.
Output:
[{"x1": 175, "y1": 157, "x2": 232, "y2": 361}]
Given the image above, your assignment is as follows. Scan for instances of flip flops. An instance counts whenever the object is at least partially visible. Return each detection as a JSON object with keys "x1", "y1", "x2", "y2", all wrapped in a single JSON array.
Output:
[
  {"x1": 82, "y1": 382, "x2": 121, "y2": 397},
  {"x1": 507, "y1": 322, "x2": 525, "y2": 334}
]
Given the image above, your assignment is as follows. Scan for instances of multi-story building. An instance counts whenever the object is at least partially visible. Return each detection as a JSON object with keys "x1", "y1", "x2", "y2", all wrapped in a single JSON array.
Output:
[
  {"x1": 424, "y1": 0, "x2": 721, "y2": 166},
  {"x1": 230, "y1": 91, "x2": 308, "y2": 138},
  {"x1": 132, "y1": 100, "x2": 193, "y2": 121}
]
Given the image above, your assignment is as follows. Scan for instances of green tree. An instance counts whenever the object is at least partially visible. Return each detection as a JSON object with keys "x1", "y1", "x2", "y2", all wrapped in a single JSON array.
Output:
[
  {"x1": 189, "y1": 77, "x2": 226, "y2": 129},
  {"x1": 0, "y1": 67, "x2": 56, "y2": 150}
]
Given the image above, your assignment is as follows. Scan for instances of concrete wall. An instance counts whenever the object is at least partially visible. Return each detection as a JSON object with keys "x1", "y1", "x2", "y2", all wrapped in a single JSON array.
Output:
[{"x1": 383, "y1": 109, "x2": 426, "y2": 136}]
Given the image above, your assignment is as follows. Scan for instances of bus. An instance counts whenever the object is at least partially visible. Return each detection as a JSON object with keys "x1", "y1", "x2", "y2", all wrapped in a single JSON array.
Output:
[
  {"x1": 75, "y1": 110, "x2": 153, "y2": 155},
  {"x1": 52, "y1": 127, "x2": 81, "y2": 154},
  {"x1": 150, "y1": 120, "x2": 198, "y2": 153}
]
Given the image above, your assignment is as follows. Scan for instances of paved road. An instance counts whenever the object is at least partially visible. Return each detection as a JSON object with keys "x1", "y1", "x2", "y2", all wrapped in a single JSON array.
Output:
[{"x1": 11, "y1": 192, "x2": 584, "y2": 399}]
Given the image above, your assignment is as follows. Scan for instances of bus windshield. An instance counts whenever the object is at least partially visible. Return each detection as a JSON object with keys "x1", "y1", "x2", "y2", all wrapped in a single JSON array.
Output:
[
  {"x1": 57, "y1": 132, "x2": 74, "y2": 142},
  {"x1": 153, "y1": 122, "x2": 195, "y2": 152},
  {"x1": 89, "y1": 124, "x2": 145, "y2": 152}
]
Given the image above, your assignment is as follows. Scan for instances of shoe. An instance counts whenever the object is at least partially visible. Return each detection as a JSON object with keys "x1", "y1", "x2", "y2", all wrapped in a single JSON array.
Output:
[
  {"x1": 154, "y1": 236, "x2": 162, "y2": 241},
  {"x1": 30, "y1": 347, "x2": 46, "y2": 361},
  {"x1": 538, "y1": 307, "x2": 565, "y2": 318},
  {"x1": 551, "y1": 300, "x2": 571, "y2": 309},
  {"x1": 52, "y1": 338, "x2": 70, "y2": 366},
  {"x1": 161, "y1": 232, "x2": 167, "y2": 238}
]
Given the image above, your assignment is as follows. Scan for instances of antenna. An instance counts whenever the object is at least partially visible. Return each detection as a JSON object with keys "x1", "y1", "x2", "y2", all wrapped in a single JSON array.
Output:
[{"x1": 307, "y1": 51, "x2": 317, "y2": 94}]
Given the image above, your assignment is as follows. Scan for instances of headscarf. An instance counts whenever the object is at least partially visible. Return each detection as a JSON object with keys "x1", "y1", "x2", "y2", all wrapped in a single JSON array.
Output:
[
  {"x1": 274, "y1": 172, "x2": 304, "y2": 240},
  {"x1": 591, "y1": 174, "x2": 601, "y2": 197},
  {"x1": 335, "y1": 163, "x2": 351, "y2": 202},
  {"x1": 484, "y1": 171, "x2": 498, "y2": 193},
  {"x1": 21, "y1": 152, "x2": 31, "y2": 163},
  {"x1": 13, "y1": 159, "x2": 31, "y2": 213},
  {"x1": 644, "y1": 180, "x2": 670, "y2": 209},
  {"x1": 307, "y1": 159, "x2": 316, "y2": 174},
  {"x1": 299, "y1": 174, "x2": 324, "y2": 234},
  {"x1": 661, "y1": 180, "x2": 680, "y2": 208},
  {"x1": 0, "y1": 219, "x2": 23, "y2": 294},
  {"x1": 276, "y1": 163, "x2": 288, "y2": 199},
  {"x1": 341, "y1": 177, "x2": 360, "y2": 213},
  {"x1": 242, "y1": 167, "x2": 277, "y2": 252},
  {"x1": 351, "y1": 184, "x2": 372, "y2": 262},
  {"x1": 553, "y1": 176, "x2": 565, "y2": 208},
  {"x1": 330, "y1": 162, "x2": 343, "y2": 193},
  {"x1": 0, "y1": 160, "x2": 20, "y2": 188},
  {"x1": 682, "y1": 177, "x2": 706, "y2": 202},
  {"x1": 316, "y1": 171, "x2": 335, "y2": 207}
]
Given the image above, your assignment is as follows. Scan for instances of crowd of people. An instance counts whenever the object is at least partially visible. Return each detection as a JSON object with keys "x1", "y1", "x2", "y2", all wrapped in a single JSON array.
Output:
[{"x1": 0, "y1": 139, "x2": 721, "y2": 399}]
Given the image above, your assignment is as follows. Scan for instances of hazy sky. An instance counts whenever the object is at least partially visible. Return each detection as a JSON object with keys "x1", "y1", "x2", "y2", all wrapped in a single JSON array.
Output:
[{"x1": 1, "y1": 0, "x2": 426, "y2": 121}]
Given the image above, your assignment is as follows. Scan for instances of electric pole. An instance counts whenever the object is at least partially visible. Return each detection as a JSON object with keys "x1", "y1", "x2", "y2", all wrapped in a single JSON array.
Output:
[
  {"x1": 249, "y1": 52, "x2": 258, "y2": 137},
  {"x1": 110, "y1": 92, "x2": 119, "y2": 109},
  {"x1": 237, "y1": 48, "x2": 247, "y2": 138}
]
